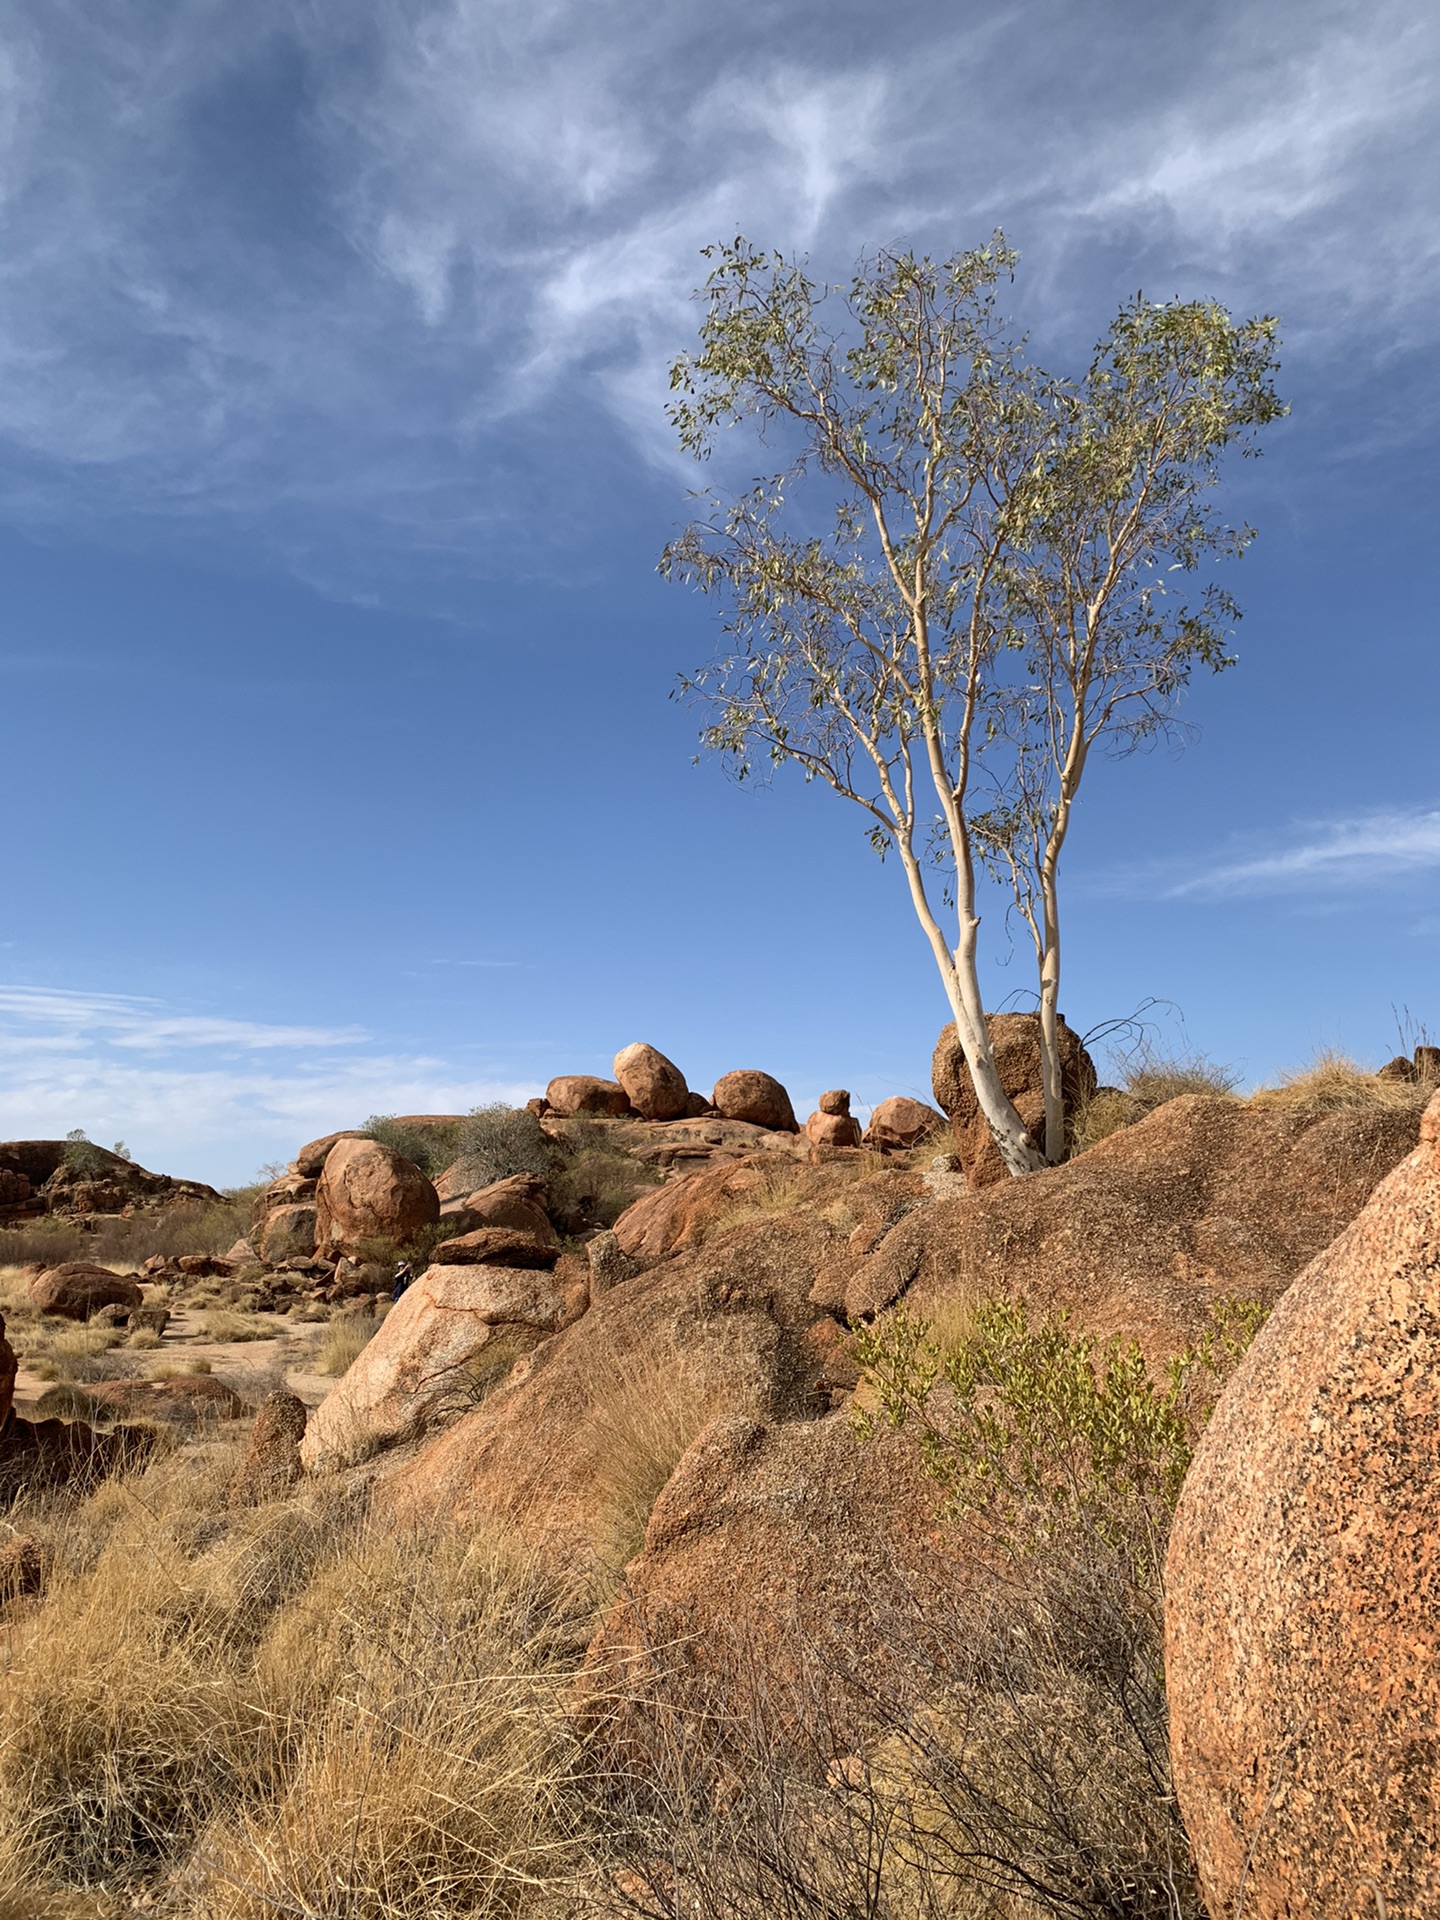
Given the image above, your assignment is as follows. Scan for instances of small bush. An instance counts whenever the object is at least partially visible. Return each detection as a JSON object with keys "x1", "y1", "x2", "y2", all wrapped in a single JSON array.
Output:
[
  {"x1": 363, "y1": 1114, "x2": 468, "y2": 1181},
  {"x1": 446, "y1": 1103, "x2": 554, "y2": 1189}
]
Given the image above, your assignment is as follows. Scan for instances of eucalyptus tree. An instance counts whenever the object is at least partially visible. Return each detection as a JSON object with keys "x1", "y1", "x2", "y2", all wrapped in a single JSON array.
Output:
[{"x1": 664, "y1": 237, "x2": 1281, "y2": 1173}]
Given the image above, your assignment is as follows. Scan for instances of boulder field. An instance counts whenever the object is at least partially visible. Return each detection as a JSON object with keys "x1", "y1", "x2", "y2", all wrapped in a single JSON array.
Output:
[{"x1": 298, "y1": 1085, "x2": 1425, "y2": 1723}]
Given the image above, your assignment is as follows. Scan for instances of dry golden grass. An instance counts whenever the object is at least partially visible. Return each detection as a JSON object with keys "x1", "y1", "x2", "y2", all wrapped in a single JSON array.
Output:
[
  {"x1": 1070, "y1": 1045, "x2": 1239, "y2": 1153},
  {"x1": 1251, "y1": 1047, "x2": 1436, "y2": 1113},
  {"x1": 0, "y1": 1434, "x2": 592, "y2": 1917},
  {"x1": 315, "y1": 1308, "x2": 378, "y2": 1376},
  {"x1": 576, "y1": 1345, "x2": 734, "y2": 1572},
  {"x1": 198, "y1": 1307, "x2": 278, "y2": 1345}
]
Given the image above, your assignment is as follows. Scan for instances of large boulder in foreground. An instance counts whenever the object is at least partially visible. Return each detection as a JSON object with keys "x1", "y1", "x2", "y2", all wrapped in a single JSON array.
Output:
[
  {"x1": 28, "y1": 1263, "x2": 143, "y2": 1322},
  {"x1": 818, "y1": 1095, "x2": 1424, "y2": 1372},
  {"x1": 314, "y1": 1136, "x2": 438, "y2": 1259},
  {"x1": 1164, "y1": 1093, "x2": 1440, "y2": 1919},
  {"x1": 712, "y1": 1069, "x2": 798, "y2": 1132},
  {"x1": 301, "y1": 1263, "x2": 572, "y2": 1473},
  {"x1": 932, "y1": 1012, "x2": 1096, "y2": 1187},
  {"x1": 613, "y1": 1042, "x2": 690, "y2": 1121}
]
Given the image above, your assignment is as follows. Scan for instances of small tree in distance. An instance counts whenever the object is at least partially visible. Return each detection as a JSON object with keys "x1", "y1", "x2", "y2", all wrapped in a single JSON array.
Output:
[{"x1": 663, "y1": 235, "x2": 1283, "y2": 1172}]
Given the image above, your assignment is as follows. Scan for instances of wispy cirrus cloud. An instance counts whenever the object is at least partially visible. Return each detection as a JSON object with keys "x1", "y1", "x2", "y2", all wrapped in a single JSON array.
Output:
[
  {"x1": 0, "y1": 0, "x2": 1433, "y2": 588},
  {"x1": 0, "y1": 985, "x2": 367, "y2": 1051},
  {"x1": 1167, "y1": 806, "x2": 1440, "y2": 900},
  {"x1": 0, "y1": 984, "x2": 539, "y2": 1179}
]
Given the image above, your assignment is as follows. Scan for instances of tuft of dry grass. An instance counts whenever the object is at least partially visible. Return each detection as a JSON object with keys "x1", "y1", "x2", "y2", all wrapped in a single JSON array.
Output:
[
  {"x1": 198, "y1": 1308, "x2": 279, "y2": 1345},
  {"x1": 0, "y1": 1199, "x2": 253, "y2": 1273},
  {"x1": 1251, "y1": 1047, "x2": 1436, "y2": 1114},
  {"x1": 314, "y1": 1308, "x2": 378, "y2": 1377},
  {"x1": 700, "y1": 1164, "x2": 812, "y2": 1240},
  {"x1": 1070, "y1": 1044, "x2": 1239, "y2": 1153},
  {"x1": 577, "y1": 1347, "x2": 734, "y2": 1572}
]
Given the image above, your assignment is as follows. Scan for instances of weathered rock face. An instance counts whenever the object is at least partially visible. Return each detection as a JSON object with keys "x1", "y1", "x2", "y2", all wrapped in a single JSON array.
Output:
[
  {"x1": 815, "y1": 1095, "x2": 1425, "y2": 1372},
  {"x1": 260, "y1": 1202, "x2": 318, "y2": 1265},
  {"x1": 379, "y1": 1203, "x2": 870, "y2": 1550},
  {"x1": 1164, "y1": 1093, "x2": 1440, "y2": 1920},
  {"x1": 545, "y1": 1076, "x2": 632, "y2": 1117},
  {"x1": 0, "y1": 1313, "x2": 16, "y2": 1428},
  {"x1": 805, "y1": 1090, "x2": 863, "y2": 1149},
  {"x1": 442, "y1": 1173, "x2": 557, "y2": 1243},
  {"x1": 613, "y1": 1043, "x2": 690, "y2": 1122},
  {"x1": 612, "y1": 1158, "x2": 783, "y2": 1264},
  {"x1": 301, "y1": 1264, "x2": 572, "y2": 1473},
  {"x1": 314, "y1": 1137, "x2": 439, "y2": 1258},
  {"x1": 932, "y1": 1013, "x2": 1097, "y2": 1187},
  {"x1": 228, "y1": 1390, "x2": 308, "y2": 1506},
  {"x1": 865, "y1": 1095, "x2": 947, "y2": 1151},
  {"x1": 28, "y1": 1263, "x2": 144, "y2": 1322},
  {"x1": 712, "y1": 1069, "x2": 798, "y2": 1132},
  {"x1": 586, "y1": 1414, "x2": 962, "y2": 1715},
  {"x1": 291, "y1": 1130, "x2": 367, "y2": 1179},
  {"x1": 430, "y1": 1226, "x2": 560, "y2": 1269}
]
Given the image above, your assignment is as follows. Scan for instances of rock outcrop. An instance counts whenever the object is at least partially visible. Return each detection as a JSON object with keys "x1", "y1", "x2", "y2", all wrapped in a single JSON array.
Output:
[
  {"x1": 228, "y1": 1390, "x2": 308, "y2": 1505},
  {"x1": 0, "y1": 1313, "x2": 15, "y2": 1428},
  {"x1": 441, "y1": 1173, "x2": 557, "y2": 1243},
  {"x1": 712, "y1": 1069, "x2": 798, "y2": 1132},
  {"x1": 380, "y1": 1199, "x2": 869, "y2": 1549},
  {"x1": 815, "y1": 1095, "x2": 1424, "y2": 1371},
  {"x1": 0, "y1": 1141, "x2": 221, "y2": 1219},
  {"x1": 28, "y1": 1263, "x2": 144, "y2": 1322},
  {"x1": 301, "y1": 1263, "x2": 573, "y2": 1473},
  {"x1": 865, "y1": 1095, "x2": 946, "y2": 1151},
  {"x1": 613, "y1": 1043, "x2": 690, "y2": 1122},
  {"x1": 804, "y1": 1089, "x2": 863, "y2": 1149},
  {"x1": 586, "y1": 1413, "x2": 962, "y2": 1716},
  {"x1": 1164, "y1": 1092, "x2": 1440, "y2": 1920},
  {"x1": 260, "y1": 1202, "x2": 318, "y2": 1265},
  {"x1": 314, "y1": 1136, "x2": 439, "y2": 1258},
  {"x1": 932, "y1": 1012, "x2": 1097, "y2": 1187},
  {"x1": 545, "y1": 1076, "x2": 632, "y2": 1117},
  {"x1": 430, "y1": 1226, "x2": 560, "y2": 1268}
]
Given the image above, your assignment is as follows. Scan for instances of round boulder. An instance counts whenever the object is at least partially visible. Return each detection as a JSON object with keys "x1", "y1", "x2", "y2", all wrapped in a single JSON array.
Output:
[
  {"x1": 28, "y1": 1263, "x2": 144, "y2": 1322},
  {"x1": 1164, "y1": 1092, "x2": 1440, "y2": 1919},
  {"x1": 864, "y1": 1095, "x2": 947, "y2": 1151},
  {"x1": 932, "y1": 1012, "x2": 1096, "y2": 1187},
  {"x1": 613, "y1": 1042, "x2": 690, "y2": 1121},
  {"x1": 712, "y1": 1070, "x2": 798, "y2": 1133},
  {"x1": 545, "y1": 1075, "x2": 632, "y2": 1118},
  {"x1": 804, "y1": 1091, "x2": 862, "y2": 1149},
  {"x1": 259, "y1": 1202, "x2": 318, "y2": 1266},
  {"x1": 314, "y1": 1137, "x2": 439, "y2": 1259}
]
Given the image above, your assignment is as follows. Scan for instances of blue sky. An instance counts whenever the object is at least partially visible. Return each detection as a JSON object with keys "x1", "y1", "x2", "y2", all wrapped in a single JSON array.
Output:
[{"x1": 0, "y1": 0, "x2": 1436, "y2": 1185}]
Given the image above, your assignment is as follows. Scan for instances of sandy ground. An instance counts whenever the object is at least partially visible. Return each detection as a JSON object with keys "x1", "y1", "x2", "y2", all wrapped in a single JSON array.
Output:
[{"x1": 10, "y1": 1301, "x2": 335, "y2": 1416}]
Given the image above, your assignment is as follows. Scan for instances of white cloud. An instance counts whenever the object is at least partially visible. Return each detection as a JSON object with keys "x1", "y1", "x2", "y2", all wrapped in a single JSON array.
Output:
[
  {"x1": 1167, "y1": 807, "x2": 1440, "y2": 899},
  {"x1": 0, "y1": 982, "x2": 540, "y2": 1180},
  {"x1": 0, "y1": 0, "x2": 1433, "y2": 575}
]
